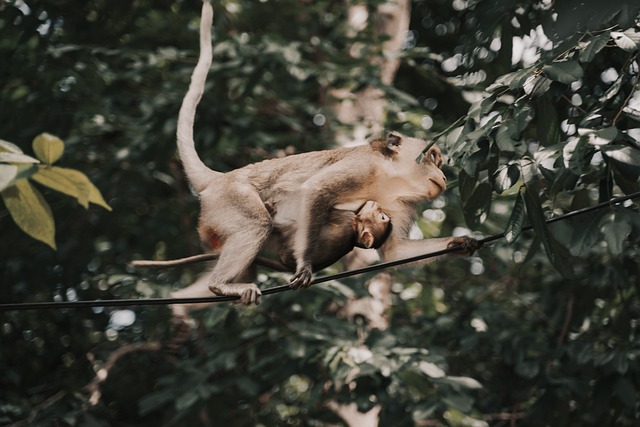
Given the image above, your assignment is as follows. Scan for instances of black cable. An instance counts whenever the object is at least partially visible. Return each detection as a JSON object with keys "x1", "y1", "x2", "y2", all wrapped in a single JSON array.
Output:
[{"x1": 1, "y1": 191, "x2": 639, "y2": 311}]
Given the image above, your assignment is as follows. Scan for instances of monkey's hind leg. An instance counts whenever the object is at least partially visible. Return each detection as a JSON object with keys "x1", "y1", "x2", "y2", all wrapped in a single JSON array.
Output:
[{"x1": 207, "y1": 222, "x2": 272, "y2": 305}]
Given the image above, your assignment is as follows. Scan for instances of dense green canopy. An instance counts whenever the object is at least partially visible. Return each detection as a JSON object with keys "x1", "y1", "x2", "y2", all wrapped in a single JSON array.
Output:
[{"x1": 1, "y1": 1, "x2": 640, "y2": 426}]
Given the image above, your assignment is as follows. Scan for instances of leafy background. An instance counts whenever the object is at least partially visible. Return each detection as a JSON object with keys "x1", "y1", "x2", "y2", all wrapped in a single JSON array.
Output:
[{"x1": 1, "y1": 0, "x2": 640, "y2": 426}]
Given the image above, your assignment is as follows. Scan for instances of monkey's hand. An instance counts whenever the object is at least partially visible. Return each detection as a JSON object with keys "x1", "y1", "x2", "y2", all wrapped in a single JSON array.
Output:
[
  {"x1": 290, "y1": 263, "x2": 313, "y2": 290},
  {"x1": 447, "y1": 236, "x2": 481, "y2": 255}
]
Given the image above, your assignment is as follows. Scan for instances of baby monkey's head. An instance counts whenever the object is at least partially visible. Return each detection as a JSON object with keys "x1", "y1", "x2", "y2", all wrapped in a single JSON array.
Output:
[{"x1": 355, "y1": 201, "x2": 392, "y2": 249}]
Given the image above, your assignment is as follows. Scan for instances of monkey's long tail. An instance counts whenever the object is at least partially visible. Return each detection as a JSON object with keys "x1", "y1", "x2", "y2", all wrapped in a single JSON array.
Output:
[{"x1": 176, "y1": 0, "x2": 221, "y2": 193}]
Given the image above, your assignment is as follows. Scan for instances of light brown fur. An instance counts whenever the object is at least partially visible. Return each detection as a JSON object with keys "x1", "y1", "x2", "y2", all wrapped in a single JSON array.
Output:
[{"x1": 169, "y1": 2, "x2": 479, "y2": 306}]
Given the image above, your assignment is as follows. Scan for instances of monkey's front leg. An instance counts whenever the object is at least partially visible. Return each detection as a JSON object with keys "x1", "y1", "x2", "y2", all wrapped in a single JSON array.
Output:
[{"x1": 380, "y1": 235, "x2": 481, "y2": 265}]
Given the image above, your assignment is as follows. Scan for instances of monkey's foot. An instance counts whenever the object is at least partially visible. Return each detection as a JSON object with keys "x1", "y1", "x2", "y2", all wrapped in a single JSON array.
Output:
[
  {"x1": 290, "y1": 264, "x2": 313, "y2": 290},
  {"x1": 448, "y1": 236, "x2": 482, "y2": 255},
  {"x1": 209, "y1": 283, "x2": 262, "y2": 305}
]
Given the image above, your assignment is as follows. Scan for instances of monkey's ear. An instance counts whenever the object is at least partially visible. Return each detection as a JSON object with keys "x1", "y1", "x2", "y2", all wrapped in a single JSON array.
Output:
[
  {"x1": 370, "y1": 132, "x2": 403, "y2": 157},
  {"x1": 386, "y1": 132, "x2": 403, "y2": 154},
  {"x1": 360, "y1": 230, "x2": 375, "y2": 249}
]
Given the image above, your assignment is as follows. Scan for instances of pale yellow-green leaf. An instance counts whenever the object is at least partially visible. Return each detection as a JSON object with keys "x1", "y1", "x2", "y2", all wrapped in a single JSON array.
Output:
[
  {"x1": 0, "y1": 164, "x2": 18, "y2": 191},
  {"x1": 33, "y1": 166, "x2": 112, "y2": 211},
  {"x1": 32, "y1": 166, "x2": 90, "y2": 208},
  {"x1": 32, "y1": 133, "x2": 65, "y2": 165},
  {"x1": 0, "y1": 152, "x2": 40, "y2": 164},
  {"x1": 0, "y1": 139, "x2": 24, "y2": 154},
  {"x1": 1, "y1": 180, "x2": 56, "y2": 249}
]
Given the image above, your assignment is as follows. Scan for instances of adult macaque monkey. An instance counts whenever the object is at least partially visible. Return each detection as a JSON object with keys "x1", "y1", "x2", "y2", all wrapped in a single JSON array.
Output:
[
  {"x1": 172, "y1": 1, "x2": 479, "y2": 305},
  {"x1": 132, "y1": 200, "x2": 392, "y2": 272}
]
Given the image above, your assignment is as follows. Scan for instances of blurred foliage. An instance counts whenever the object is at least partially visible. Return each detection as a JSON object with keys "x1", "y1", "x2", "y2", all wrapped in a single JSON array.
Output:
[{"x1": 1, "y1": 1, "x2": 640, "y2": 426}]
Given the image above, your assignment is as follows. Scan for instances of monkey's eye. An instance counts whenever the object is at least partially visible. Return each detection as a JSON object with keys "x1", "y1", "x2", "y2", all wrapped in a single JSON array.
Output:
[{"x1": 380, "y1": 213, "x2": 389, "y2": 222}]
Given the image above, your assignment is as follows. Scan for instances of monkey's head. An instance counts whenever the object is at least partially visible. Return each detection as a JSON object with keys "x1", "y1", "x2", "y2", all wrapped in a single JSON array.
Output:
[
  {"x1": 355, "y1": 200, "x2": 392, "y2": 249},
  {"x1": 370, "y1": 132, "x2": 447, "y2": 200}
]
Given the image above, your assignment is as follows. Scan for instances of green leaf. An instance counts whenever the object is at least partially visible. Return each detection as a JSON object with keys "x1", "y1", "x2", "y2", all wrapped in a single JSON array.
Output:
[
  {"x1": 487, "y1": 67, "x2": 533, "y2": 92},
  {"x1": 563, "y1": 136, "x2": 593, "y2": 175},
  {"x1": 599, "y1": 211, "x2": 632, "y2": 256},
  {"x1": 536, "y1": 94, "x2": 561, "y2": 146},
  {"x1": 513, "y1": 105, "x2": 534, "y2": 137},
  {"x1": 611, "y1": 29, "x2": 640, "y2": 52},
  {"x1": 569, "y1": 211, "x2": 605, "y2": 256},
  {"x1": 0, "y1": 152, "x2": 39, "y2": 164},
  {"x1": 463, "y1": 183, "x2": 492, "y2": 228},
  {"x1": 33, "y1": 166, "x2": 89, "y2": 208},
  {"x1": 601, "y1": 145, "x2": 640, "y2": 175},
  {"x1": 542, "y1": 61, "x2": 584, "y2": 84},
  {"x1": 468, "y1": 95, "x2": 496, "y2": 121},
  {"x1": 600, "y1": 75, "x2": 623, "y2": 102},
  {"x1": 505, "y1": 188, "x2": 525, "y2": 242},
  {"x1": 1, "y1": 180, "x2": 56, "y2": 249},
  {"x1": 585, "y1": 127, "x2": 619, "y2": 146},
  {"x1": 493, "y1": 163, "x2": 520, "y2": 194},
  {"x1": 0, "y1": 164, "x2": 18, "y2": 191},
  {"x1": 458, "y1": 169, "x2": 476, "y2": 201},
  {"x1": 0, "y1": 164, "x2": 39, "y2": 191},
  {"x1": 32, "y1": 133, "x2": 65, "y2": 166},
  {"x1": 32, "y1": 166, "x2": 111, "y2": 211},
  {"x1": 579, "y1": 32, "x2": 611, "y2": 62},
  {"x1": 495, "y1": 123, "x2": 516, "y2": 152},
  {"x1": 523, "y1": 187, "x2": 573, "y2": 278},
  {"x1": 0, "y1": 139, "x2": 24, "y2": 154},
  {"x1": 444, "y1": 376, "x2": 483, "y2": 390}
]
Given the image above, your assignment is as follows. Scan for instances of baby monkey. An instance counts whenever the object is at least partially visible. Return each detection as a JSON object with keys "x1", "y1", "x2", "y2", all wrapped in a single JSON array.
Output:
[{"x1": 131, "y1": 200, "x2": 391, "y2": 274}]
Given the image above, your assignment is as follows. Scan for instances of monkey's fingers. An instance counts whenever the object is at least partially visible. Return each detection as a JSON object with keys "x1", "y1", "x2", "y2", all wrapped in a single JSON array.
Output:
[
  {"x1": 290, "y1": 266, "x2": 313, "y2": 290},
  {"x1": 448, "y1": 236, "x2": 481, "y2": 255}
]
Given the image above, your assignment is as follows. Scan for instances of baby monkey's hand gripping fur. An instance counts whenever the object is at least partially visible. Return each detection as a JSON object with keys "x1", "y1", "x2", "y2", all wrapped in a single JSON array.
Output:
[{"x1": 174, "y1": 2, "x2": 480, "y2": 305}]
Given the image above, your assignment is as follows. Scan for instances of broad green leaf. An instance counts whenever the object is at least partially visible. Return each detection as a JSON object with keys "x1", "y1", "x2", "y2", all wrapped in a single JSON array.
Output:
[
  {"x1": 584, "y1": 127, "x2": 619, "y2": 146},
  {"x1": 0, "y1": 139, "x2": 24, "y2": 154},
  {"x1": 536, "y1": 94, "x2": 560, "y2": 146},
  {"x1": 579, "y1": 32, "x2": 611, "y2": 62},
  {"x1": 513, "y1": 104, "x2": 534, "y2": 136},
  {"x1": 542, "y1": 61, "x2": 583, "y2": 84},
  {"x1": 464, "y1": 114, "x2": 499, "y2": 141},
  {"x1": 505, "y1": 188, "x2": 525, "y2": 242},
  {"x1": 599, "y1": 75, "x2": 623, "y2": 102},
  {"x1": 569, "y1": 211, "x2": 605, "y2": 256},
  {"x1": 1, "y1": 180, "x2": 56, "y2": 249},
  {"x1": 463, "y1": 183, "x2": 492, "y2": 228},
  {"x1": 32, "y1": 133, "x2": 64, "y2": 166},
  {"x1": 468, "y1": 95, "x2": 496, "y2": 121},
  {"x1": 523, "y1": 187, "x2": 573, "y2": 278},
  {"x1": 418, "y1": 361, "x2": 445, "y2": 378},
  {"x1": 486, "y1": 67, "x2": 533, "y2": 92},
  {"x1": 601, "y1": 145, "x2": 640, "y2": 175},
  {"x1": 611, "y1": 29, "x2": 640, "y2": 52},
  {"x1": 493, "y1": 163, "x2": 520, "y2": 194},
  {"x1": 0, "y1": 152, "x2": 40, "y2": 164},
  {"x1": 563, "y1": 136, "x2": 593, "y2": 175},
  {"x1": 599, "y1": 211, "x2": 632, "y2": 256},
  {"x1": 523, "y1": 74, "x2": 551, "y2": 96},
  {"x1": 458, "y1": 169, "x2": 476, "y2": 201},
  {"x1": 443, "y1": 376, "x2": 483, "y2": 390},
  {"x1": 495, "y1": 123, "x2": 516, "y2": 152}
]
